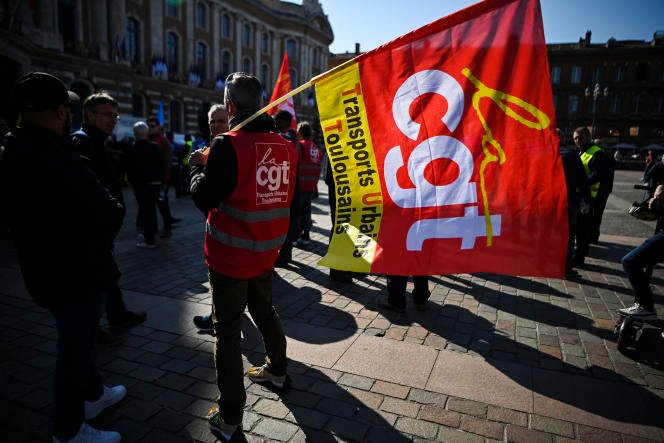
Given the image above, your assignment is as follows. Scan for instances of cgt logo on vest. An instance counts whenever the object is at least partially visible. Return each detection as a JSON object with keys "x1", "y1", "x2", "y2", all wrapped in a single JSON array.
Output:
[{"x1": 255, "y1": 143, "x2": 291, "y2": 205}]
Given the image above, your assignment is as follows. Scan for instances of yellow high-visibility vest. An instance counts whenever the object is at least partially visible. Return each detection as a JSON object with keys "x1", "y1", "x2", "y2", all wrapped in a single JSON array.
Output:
[{"x1": 580, "y1": 145, "x2": 602, "y2": 198}]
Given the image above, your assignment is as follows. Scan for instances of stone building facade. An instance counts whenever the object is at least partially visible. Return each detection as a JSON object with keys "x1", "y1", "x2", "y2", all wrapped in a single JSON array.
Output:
[
  {"x1": 0, "y1": 0, "x2": 333, "y2": 138},
  {"x1": 548, "y1": 31, "x2": 664, "y2": 144}
]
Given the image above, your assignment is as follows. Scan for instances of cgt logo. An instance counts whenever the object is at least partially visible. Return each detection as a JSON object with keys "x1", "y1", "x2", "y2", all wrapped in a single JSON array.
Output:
[{"x1": 255, "y1": 143, "x2": 291, "y2": 205}]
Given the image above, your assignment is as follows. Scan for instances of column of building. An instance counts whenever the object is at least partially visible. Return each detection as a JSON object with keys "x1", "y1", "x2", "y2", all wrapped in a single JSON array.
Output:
[
  {"x1": 90, "y1": 0, "x2": 109, "y2": 60},
  {"x1": 211, "y1": 4, "x2": 221, "y2": 80},
  {"x1": 108, "y1": 0, "x2": 126, "y2": 63}
]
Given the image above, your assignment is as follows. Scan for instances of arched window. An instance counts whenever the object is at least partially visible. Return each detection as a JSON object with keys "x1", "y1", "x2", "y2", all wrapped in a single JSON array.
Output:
[
  {"x1": 196, "y1": 2, "x2": 207, "y2": 29},
  {"x1": 170, "y1": 100, "x2": 183, "y2": 132},
  {"x1": 167, "y1": 32, "x2": 179, "y2": 72},
  {"x1": 132, "y1": 93, "x2": 146, "y2": 117},
  {"x1": 125, "y1": 17, "x2": 140, "y2": 63},
  {"x1": 221, "y1": 51, "x2": 232, "y2": 78},
  {"x1": 260, "y1": 64, "x2": 270, "y2": 90},
  {"x1": 243, "y1": 23, "x2": 252, "y2": 47},
  {"x1": 222, "y1": 14, "x2": 231, "y2": 38},
  {"x1": 243, "y1": 57, "x2": 252, "y2": 74},
  {"x1": 286, "y1": 38, "x2": 297, "y2": 60},
  {"x1": 289, "y1": 68, "x2": 298, "y2": 88},
  {"x1": 196, "y1": 42, "x2": 207, "y2": 81},
  {"x1": 261, "y1": 32, "x2": 269, "y2": 53}
]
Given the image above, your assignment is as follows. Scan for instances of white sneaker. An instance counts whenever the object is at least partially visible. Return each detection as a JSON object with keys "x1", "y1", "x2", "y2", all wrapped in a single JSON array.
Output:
[
  {"x1": 618, "y1": 303, "x2": 657, "y2": 320},
  {"x1": 53, "y1": 422, "x2": 121, "y2": 443},
  {"x1": 85, "y1": 385, "x2": 127, "y2": 420}
]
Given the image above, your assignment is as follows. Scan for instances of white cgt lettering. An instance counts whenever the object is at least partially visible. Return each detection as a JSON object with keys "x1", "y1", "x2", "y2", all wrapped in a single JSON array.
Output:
[
  {"x1": 257, "y1": 162, "x2": 290, "y2": 191},
  {"x1": 386, "y1": 69, "x2": 501, "y2": 250},
  {"x1": 384, "y1": 136, "x2": 476, "y2": 208}
]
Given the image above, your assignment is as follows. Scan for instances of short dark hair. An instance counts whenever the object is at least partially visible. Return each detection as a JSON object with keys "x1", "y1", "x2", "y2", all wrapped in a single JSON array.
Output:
[
  {"x1": 275, "y1": 110, "x2": 292, "y2": 123},
  {"x1": 224, "y1": 72, "x2": 262, "y2": 112},
  {"x1": 574, "y1": 126, "x2": 590, "y2": 137},
  {"x1": 297, "y1": 121, "x2": 312, "y2": 139},
  {"x1": 83, "y1": 92, "x2": 117, "y2": 112}
]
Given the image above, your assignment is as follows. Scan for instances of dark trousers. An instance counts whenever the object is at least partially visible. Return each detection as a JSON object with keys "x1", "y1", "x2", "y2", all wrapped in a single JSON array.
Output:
[
  {"x1": 589, "y1": 195, "x2": 608, "y2": 243},
  {"x1": 297, "y1": 191, "x2": 314, "y2": 235},
  {"x1": 50, "y1": 291, "x2": 106, "y2": 439},
  {"x1": 210, "y1": 268, "x2": 287, "y2": 425},
  {"x1": 134, "y1": 184, "x2": 161, "y2": 243},
  {"x1": 566, "y1": 208, "x2": 578, "y2": 272},
  {"x1": 157, "y1": 187, "x2": 172, "y2": 230},
  {"x1": 386, "y1": 275, "x2": 430, "y2": 309},
  {"x1": 575, "y1": 211, "x2": 591, "y2": 260},
  {"x1": 621, "y1": 232, "x2": 664, "y2": 311}
]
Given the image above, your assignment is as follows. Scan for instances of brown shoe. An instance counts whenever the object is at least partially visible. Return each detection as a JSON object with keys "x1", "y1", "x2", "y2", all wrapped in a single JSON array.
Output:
[
  {"x1": 96, "y1": 327, "x2": 123, "y2": 348},
  {"x1": 378, "y1": 297, "x2": 405, "y2": 313}
]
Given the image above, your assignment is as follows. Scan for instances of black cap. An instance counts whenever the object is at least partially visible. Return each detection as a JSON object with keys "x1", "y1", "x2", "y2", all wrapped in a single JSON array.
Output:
[{"x1": 12, "y1": 72, "x2": 79, "y2": 112}]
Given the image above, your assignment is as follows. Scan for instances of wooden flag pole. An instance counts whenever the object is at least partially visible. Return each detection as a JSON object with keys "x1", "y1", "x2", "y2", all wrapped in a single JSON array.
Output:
[{"x1": 232, "y1": 57, "x2": 359, "y2": 132}]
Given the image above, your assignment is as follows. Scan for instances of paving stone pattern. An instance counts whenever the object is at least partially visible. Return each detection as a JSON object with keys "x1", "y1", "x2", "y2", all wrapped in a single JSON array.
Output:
[{"x1": 1, "y1": 174, "x2": 663, "y2": 442}]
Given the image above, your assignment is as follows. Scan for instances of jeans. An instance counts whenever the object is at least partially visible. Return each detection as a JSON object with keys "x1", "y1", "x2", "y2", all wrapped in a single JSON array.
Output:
[
  {"x1": 157, "y1": 187, "x2": 172, "y2": 230},
  {"x1": 297, "y1": 191, "x2": 314, "y2": 235},
  {"x1": 134, "y1": 184, "x2": 161, "y2": 243},
  {"x1": 621, "y1": 232, "x2": 664, "y2": 311},
  {"x1": 50, "y1": 291, "x2": 106, "y2": 439},
  {"x1": 386, "y1": 275, "x2": 430, "y2": 309},
  {"x1": 210, "y1": 268, "x2": 287, "y2": 425}
]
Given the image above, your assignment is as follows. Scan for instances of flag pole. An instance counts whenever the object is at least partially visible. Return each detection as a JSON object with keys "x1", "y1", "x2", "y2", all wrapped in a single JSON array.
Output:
[{"x1": 232, "y1": 57, "x2": 359, "y2": 132}]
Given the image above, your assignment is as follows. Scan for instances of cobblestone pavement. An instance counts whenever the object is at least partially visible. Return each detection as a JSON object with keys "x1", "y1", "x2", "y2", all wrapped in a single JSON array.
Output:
[{"x1": 1, "y1": 170, "x2": 663, "y2": 442}]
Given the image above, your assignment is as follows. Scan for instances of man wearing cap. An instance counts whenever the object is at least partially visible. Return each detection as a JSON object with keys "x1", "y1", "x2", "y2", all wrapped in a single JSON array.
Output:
[
  {"x1": 69, "y1": 92, "x2": 147, "y2": 343},
  {"x1": 0, "y1": 72, "x2": 126, "y2": 443}
]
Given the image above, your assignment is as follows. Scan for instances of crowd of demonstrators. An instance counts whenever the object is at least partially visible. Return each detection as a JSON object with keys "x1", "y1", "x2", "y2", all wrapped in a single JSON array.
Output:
[
  {"x1": 619, "y1": 184, "x2": 664, "y2": 327},
  {"x1": 558, "y1": 129, "x2": 591, "y2": 280},
  {"x1": 192, "y1": 103, "x2": 229, "y2": 334},
  {"x1": 125, "y1": 121, "x2": 164, "y2": 248},
  {"x1": 190, "y1": 72, "x2": 297, "y2": 442},
  {"x1": 572, "y1": 127, "x2": 613, "y2": 266},
  {"x1": 0, "y1": 73, "x2": 126, "y2": 443},
  {"x1": 69, "y1": 92, "x2": 147, "y2": 347},
  {"x1": 146, "y1": 115, "x2": 180, "y2": 238}
]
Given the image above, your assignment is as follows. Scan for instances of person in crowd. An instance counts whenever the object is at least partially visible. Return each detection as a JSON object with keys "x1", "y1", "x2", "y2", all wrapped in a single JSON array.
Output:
[
  {"x1": 274, "y1": 110, "x2": 300, "y2": 267},
  {"x1": 190, "y1": 72, "x2": 297, "y2": 442},
  {"x1": 274, "y1": 109, "x2": 296, "y2": 142},
  {"x1": 618, "y1": 184, "x2": 664, "y2": 320},
  {"x1": 147, "y1": 115, "x2": 180, "y2": 238},
  {"x1": 126, "y1": 121, "x2": 164, "y2": 248},
  {"x1": 0, "y1": 72, "x2": 126, "y2": 443},
  {"x1": 192, "y1": 103, "x2": 230, "y2": 334},
  {"x1": 292, "y1": 121, "x2": 322, "y2": 246},
  {"x1": 166, "y1": 130, "x2": 182, "y2": 199},
  {"x1": 380, "y1": 276, "x2": 431, "y2": 312},
  {"x1": 572, "y1": 127, "x2": 612, "y2": 265},
  {"x1": 558, "y1": 129, "x2": 591, "y2": 279},
  {"x1": 69, "y1": 92, "x2": 147, "y2": 344},
  {"x1": 643, "y1": 150, "x2": 664, "y2": 196},
  {"x1": 181, "y1": 134, "x2": 194, "y2": 196}
]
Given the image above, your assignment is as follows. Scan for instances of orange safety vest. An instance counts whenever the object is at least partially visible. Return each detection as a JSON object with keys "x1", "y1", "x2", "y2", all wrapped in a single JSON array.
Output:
[
  {"x1": 297, "y1": 139, "x2": 322, "y2": 192},
  {"x1": 205, "y1": 131, "x2": 297, "y2": 278}
]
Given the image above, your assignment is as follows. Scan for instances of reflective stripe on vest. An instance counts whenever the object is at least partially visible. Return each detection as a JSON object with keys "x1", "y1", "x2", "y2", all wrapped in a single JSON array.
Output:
[
  {"x1": 580, "y1": 145, "x2": 602, "y2": 198},
  {"x1": 206, "y1": 221, "x2": 286, "y2": 252},
  {"x1": 217, "y1": 201, "x2": 290, "y2": 223}
]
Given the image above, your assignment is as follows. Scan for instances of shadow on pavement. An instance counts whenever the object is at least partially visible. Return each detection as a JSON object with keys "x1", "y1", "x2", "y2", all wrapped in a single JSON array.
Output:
[{"x1": 377, "y1": 303, "x2": 664, "y2": 431}]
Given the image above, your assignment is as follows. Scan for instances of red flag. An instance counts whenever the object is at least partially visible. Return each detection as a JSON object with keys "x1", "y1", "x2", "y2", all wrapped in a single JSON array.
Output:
[
  {"x1": 268, "y1": 52, "x2": 297, "y2": 131},
  {"x1": 315, "y1": 0, "x2": 567, "y2": 278}
]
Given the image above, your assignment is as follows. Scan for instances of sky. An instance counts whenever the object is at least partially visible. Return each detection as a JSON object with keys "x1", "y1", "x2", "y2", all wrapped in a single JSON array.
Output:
[{"x1": 318, "y1": 0, "x2": 664, "y2": 54}]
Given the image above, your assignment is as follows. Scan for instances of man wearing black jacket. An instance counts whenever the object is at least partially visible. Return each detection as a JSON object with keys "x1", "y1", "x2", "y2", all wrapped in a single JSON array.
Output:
[
  {"x1": 0, "y1": 72, "x2": 126, "y2": 443},
  {"x1": 69, "y1": 92, "x2": 146, "y2": 339}
]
